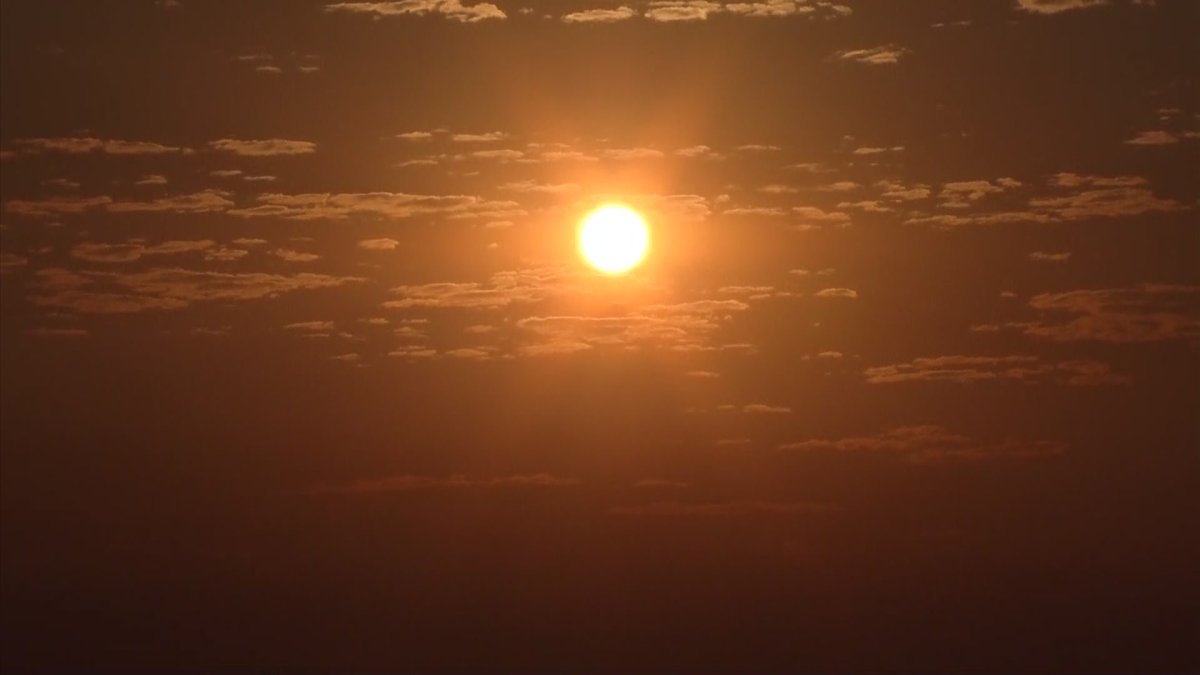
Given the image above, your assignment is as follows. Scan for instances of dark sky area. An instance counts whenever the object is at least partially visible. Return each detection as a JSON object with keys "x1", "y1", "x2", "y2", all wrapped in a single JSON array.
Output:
[{"x1": 1, "y1": 0, "x2": 1198, "y2": 672}]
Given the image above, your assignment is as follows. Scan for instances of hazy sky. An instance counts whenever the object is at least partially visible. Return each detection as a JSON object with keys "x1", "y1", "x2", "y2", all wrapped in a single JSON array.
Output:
[{"x1": 2, "y1": 0, "x2": 1198, "y2": 672}]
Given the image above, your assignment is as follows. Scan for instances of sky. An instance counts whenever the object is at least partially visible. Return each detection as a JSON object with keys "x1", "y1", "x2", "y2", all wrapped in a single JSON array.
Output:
[{"x1": 1, "y1": 0, "x2": 1198, "y2": 672}]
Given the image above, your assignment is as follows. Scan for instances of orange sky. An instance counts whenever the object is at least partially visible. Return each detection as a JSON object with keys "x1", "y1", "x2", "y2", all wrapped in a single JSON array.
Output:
[{"x1": 2, "y1": 0, "x2": 1198, "y2": 672}]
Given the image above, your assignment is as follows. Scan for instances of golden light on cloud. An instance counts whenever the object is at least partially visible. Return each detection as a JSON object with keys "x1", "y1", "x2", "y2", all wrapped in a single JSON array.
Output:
[{"x1": 577, "y1": 204, "x2": 651, "y2": 275}]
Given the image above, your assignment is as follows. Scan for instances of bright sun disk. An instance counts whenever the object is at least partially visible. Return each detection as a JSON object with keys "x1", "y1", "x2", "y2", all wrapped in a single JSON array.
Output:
[{"x1": 578, "y1": 204, "x2": 650, "y2": 274}]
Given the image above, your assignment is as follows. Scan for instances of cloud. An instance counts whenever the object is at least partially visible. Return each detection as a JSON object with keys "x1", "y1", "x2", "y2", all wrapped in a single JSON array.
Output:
[
  {"x1": 386, "y1": 266, "x2": 568, "y2": 310},
  {"x1": 610, "y1": 501, "x2": 837, "y2": 517},
  {"x1": 674, "y1": 144, "x2": 721, "y2": 158},
  {"x1": 451, "y1": 131, "x2": 508, "y2": 142},
  {"x1": 324, "y1": 0, "x2": 506, "y2": 22},
  {"x1": 1124, "y1": 130, "x2": 1198, "y2": 145},
  {"x1": 814, "y1": 287, "x2": 858, "y2": 299},
  {"x1": 13, "y1": 137, "x2": 188, "y2": 155},
  {"x1": 272, "y1": 248, "x2": 320, "y2": 262},
  {"x1": 516, "y1": 299, "x2": 750, "y2": 355},
  {"x1": 358, "y1": 237, "x2": 401, "y2": 250},
  {"x1": 833, "y1": 44, "x2": 910, "y2": 65},
  {"x1": 396, "y1": 131, "x2": 434, "y2": 141},
  {"x1": 309, "y1": 473, "x2": 577, "y2": 495},
  {"x1": 227, "y1": 192, "x2": 521, "y2": 220},
  {"x1": 863, "y1": 355, "x2": 1128, "y2": 385},
  {"x1": 30, "y1": 267, "x2": 363, "y2": 314},
  {"x1": 601, "y1": 147, "x2": 665, "y2": 160},
  {"x1": 563, "y1": 6, "x2": 637, "y2": 22},
  {"x1": 793, "y1": 206, "x2": 851, "y2": 228},
  {"x1": 285, "y1": 320, "x2": 335, "y2": 331},
  {"x1": 851, "y1": 145, "x2": 905, "y2": 155},
  {"x1": 1028, "y1": 251, "x2": 1071, "y2": 262},
  {"x1": 499, "y1": 180, "x2": 581, "y2": 194},
  {"x1": 723, "y1": 206, "x2": 788, "y2": 217},
  {"x1": 69, "y1": 240, "x2": 215, "y2": 263},
  {"x1": 1015, "y1": 0, "x2": 1108, "y2": 13},
  {"x1": 741, "y1": 404, "x2": 791, "y2": 414},
  {"x1": 208, "y1": 138, "x2": 317, "y2": 156},
  {"x1": 1, "y1": 253, "x2": 29, "y2": 271},
  {"x1": 938, "y1": 178, "x2": 1021, "y2": 208},
  {"x1": 1015, "y1": 284, "x2": 1200, "y2": 342},
  {"x1": 639, "y1": 1, "x2": 846, "y2": 22},
  {"x1": 1051, "y1": 173, "x2": 1147, "y2": 187},
  {"x1": 1017, "y1": 0, "x2": 1108, "y2": 12},
  {"x1": 644, "y1": 1, "x2": 722, "y2": 22},
  {"x1": 1027, "y1": 186, "x2": 1184, "y2": 219},
  {"x1": 135, "y1": 174, "x2": 168, "y2": 186},
  {"x1": 6, "y1": 189, "x2": 233, "y2": 219},
  {"x1": 904, "y1": 176, "x2": 1184, "y2": 228},
  {"x1": 5, "y1": 196, "x2": 113, "y2": 217},
  {"x1": 106, "y1": 190, "x2": 234, "y2": 214},
  {"x1": 779, "y1": 425, "x2": 1068, "y2": 464}
]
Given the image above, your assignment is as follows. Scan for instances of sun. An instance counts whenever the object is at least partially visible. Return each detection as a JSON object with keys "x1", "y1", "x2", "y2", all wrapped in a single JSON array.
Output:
[{"x1": 577, "y1": 204, "x2": 651, "y2": 275}]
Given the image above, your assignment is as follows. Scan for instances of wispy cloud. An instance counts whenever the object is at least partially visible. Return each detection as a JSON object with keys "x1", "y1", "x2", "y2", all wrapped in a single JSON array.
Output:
[{"x1": 779, "y1": 425, "x2": 1067, "y2": 463}]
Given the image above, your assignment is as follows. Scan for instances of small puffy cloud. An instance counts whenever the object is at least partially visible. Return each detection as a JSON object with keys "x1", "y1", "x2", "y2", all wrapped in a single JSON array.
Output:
[
  {"x1": 674, "y1": 144, "x2": 721, "y2": 158},
  {"x1": 517, "y1": 299, "x2": 750, "y2": 355},
  {"x1": 107, "y1": 190, "x2": 235, "y2": 214},
  {"x1": 852, "y1": 145, "x2": 905, "y2": 155},
  {"x1": 814, "y1": 287, "x2": 858, "y2": 299},
  {"x1": 386, "y1": 266, "x2": 567, "y2": 310},
  {"x1": 324, "y1": 1, "x2": 507, "y2": 22},
  {"x1": 451, "y1": 131, "x2": 508, "y2": 142},
  {"x1": 863, "y1": 355, "x2": 1128, "y2": 385},
  {"x1": 69, "y1": 240, "x2": 215, "y2": 264},
  {"x1": 1015, "y1": 0, "x2": 1108, "y2": 14},
  {"x1": 499, "y1": 180, "x2": 581, "y2": 194},
  {"x1": 272, "y1": 248, "x2": 320, "y2": 262},
  {"x1": 470, "y1": 149, "x2": 525, "y2": 160},
  {"x1": 285, "y1": 320, "x2": 335, "y2": 331},
  {"x1": 1028, "y1": 251, "x2": 1071, "y2": 262},
  {"x1": 833, "y1": 44, "x2": 910, "y2": 65},
  {"x1": 135, "y1": 174, "x2": 168, "y2": 186},
  {"x1": 563, "y1": 6, "x2": 637, "y2": 22},
  {"x1": 1, "y1": 252, "x2": 30, "y2": 271},
  {"x1": 601, "y1": 147, "x2": 664, "y2": 160},
  {"x1": 42, "y1": 178, "x2": 80, "y2": 190},
  {"x1": 1124, "y1": 130, "x2": 1194, "y2": 145},
  {"x1": 793, "y1": 206, "x2": 851, "y2": 228},
  {"x1": 736, "y1": 143, "x2": 781, "y2": 152},
  {"x1": 208, "y1": 138, "x2": 317, "y2": 156},
  {"x1": 644, "y1": 1, "x2": 722, "y2": 22},
  {"x1": 819, "y1": 181, "x2": 861, "y2": 192},
  {"x1": 1016, "y1": 284, "x2": 1200, "y2": 343},
  {"x1": 1028, "y1": 186, "x2": 1183, "y2": 220},
  {"x1": 30, "y1": 267, "x2": 362, "y2": 314},
  {"x1": 227, "y1": 192, "x2": 521, "y2": 221},
  {"x1": 779, "y1": 425, "x2": 1067, "y2": 464},
  {"x1": 14, "y1": 137, "x2": 188, "y2": 155},
  {"x1": 741, "y1": 403, "x2": 791, "y2": 414},
  {"x1": 358, "y1": 237, "x2": 400, "y2": 250},
  {"x1": 1051, "y1": 173, "x2": 1147, "y2": 187},
  {"x1": 396, "y1": 131, "x2": 434, "y2": 141}
]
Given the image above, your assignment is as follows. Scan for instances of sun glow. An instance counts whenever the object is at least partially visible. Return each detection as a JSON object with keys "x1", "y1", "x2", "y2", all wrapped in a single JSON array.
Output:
[{"x1": 577, "y1": 205, "x2": 650, "y2": 275}]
